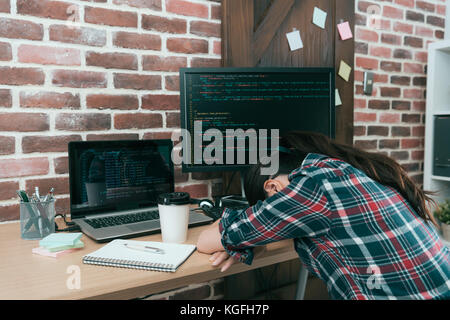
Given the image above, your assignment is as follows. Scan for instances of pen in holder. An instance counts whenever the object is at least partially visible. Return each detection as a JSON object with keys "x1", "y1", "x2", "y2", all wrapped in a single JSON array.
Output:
[{"x1": 20, "y1": 199, "x2": 56, "y2": 240}]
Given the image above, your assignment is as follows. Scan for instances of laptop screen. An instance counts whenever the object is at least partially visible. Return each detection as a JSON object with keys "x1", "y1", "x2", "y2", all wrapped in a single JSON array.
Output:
[{"x1": 69, "y1": 140, "x2": 174, "y2": 218}]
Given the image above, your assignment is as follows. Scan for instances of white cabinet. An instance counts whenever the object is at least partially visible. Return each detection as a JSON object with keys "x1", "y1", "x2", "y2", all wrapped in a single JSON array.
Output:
[{"x1": 424, "y1": 40, "x2": 450, "y2": 205}]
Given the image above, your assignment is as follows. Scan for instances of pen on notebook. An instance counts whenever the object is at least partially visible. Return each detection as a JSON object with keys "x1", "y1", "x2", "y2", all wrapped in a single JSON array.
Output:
[{"x1": 123, "y1": 243, "x2": 165, "y2": 254}]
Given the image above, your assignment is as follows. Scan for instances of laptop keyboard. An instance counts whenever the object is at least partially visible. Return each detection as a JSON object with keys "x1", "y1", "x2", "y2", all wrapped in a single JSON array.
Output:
[{"x1": 84, "y1": 210, "x2": 160, "y2": 229}]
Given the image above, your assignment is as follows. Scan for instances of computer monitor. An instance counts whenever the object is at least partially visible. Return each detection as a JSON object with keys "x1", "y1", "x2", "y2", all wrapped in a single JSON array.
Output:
[{"x1": 179, "y1": 67, "x2": 335, "y2": 173}]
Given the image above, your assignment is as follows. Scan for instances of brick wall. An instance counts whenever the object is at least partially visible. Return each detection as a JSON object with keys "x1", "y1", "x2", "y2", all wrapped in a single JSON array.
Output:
[
  {"x1": 0, "y1": 0, "x2": 221, "y2": 221},
  {"x1": 354, "y1": 0, "x2": 446, "y2": 185}
]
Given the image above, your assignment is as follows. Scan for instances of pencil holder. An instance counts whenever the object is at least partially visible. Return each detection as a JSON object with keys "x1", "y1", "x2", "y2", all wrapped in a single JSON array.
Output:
[{"x1": 20, "y1": 199, "x2": 55, "y2": 240}]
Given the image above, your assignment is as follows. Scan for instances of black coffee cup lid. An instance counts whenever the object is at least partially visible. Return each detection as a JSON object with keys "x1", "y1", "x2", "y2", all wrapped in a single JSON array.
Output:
[{"x1": 158, "y1": 192, "x2": 191, "y2": 205}]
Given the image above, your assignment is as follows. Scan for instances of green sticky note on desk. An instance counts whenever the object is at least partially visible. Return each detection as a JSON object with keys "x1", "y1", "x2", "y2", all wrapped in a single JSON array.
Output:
[
  {"x1": 39, "y1": 232, "x2": 82, "y2": 247},
  {"x1": 43, "y1": 240, "x2": 84, "y2": 252}
]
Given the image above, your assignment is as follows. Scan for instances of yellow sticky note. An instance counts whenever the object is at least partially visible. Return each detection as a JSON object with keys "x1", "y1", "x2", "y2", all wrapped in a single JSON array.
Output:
[
  {"x1": 335, "y1": 89, "x2": 342, "y2": 106},
  {"x1": 338, "y1": 60, "x2": 352, "y2": 82}
]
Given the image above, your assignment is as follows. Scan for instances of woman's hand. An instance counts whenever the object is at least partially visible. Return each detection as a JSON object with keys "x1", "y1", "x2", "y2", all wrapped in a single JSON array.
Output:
[{"x1": 209, "y1": 251, "x2": 238, "y2": 272}]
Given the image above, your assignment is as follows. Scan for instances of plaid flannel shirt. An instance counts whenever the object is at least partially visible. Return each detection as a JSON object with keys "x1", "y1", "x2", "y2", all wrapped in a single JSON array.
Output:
[{"x1": 218, "y1": 153, "x2": 450, "y2": 300}]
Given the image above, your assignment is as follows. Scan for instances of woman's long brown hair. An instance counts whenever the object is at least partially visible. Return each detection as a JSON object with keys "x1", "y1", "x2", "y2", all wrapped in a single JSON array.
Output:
[{"x1": 244, "y1": 131, "x2": 437, "y2": 226}]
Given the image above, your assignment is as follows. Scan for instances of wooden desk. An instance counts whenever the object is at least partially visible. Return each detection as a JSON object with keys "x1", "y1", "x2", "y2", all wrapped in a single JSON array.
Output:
[{"x1": 0, "y1": 221, "x2": 298, "y2": 300}]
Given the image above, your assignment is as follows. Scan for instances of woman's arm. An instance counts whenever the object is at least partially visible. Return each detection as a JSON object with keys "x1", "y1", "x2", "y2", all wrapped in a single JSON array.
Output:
[{"x1": 196, "y1": 220, "x2": 224, "y2": 254}]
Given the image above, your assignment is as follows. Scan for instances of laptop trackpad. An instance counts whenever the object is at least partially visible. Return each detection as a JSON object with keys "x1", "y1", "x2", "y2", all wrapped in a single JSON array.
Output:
[{"x1": 127, "y1": 221, "x2": 160, "y2": 232}]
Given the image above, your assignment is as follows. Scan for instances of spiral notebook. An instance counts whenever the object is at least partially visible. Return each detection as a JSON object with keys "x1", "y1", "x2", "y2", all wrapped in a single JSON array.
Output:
[{"x1": 82, "y1": 239, "x2": 196, "y2": 272}]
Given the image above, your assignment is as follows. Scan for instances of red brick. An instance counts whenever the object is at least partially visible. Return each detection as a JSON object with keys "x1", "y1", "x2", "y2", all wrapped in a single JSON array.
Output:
[
  {"x1": 142, "y1": 14, "x2": 186, "y2": 34},
  {"x1": 355, "y1": 57, "x2": 378, "y2": 70},
  {"x1": 0, "y1": 41, "x2": 12, "y2": 61},
  {"x1": 0, "y1": 181, "x2": 19, "y2": 201},
  {"x1": 412, "y1": 101, "x2": 425, "y2": 112},
  {"x1": 354, "y1": 98, "x2": 367, "y2": 109},
  {"x1": 143, "y1": 131, "x2": 174, "y2": 140},
  {"x1": 368, "y1": 126, "x2": 389, "y2": 136},
  {"x1": 0, "y1": 18, "x2": 43, "y2": 40},
  {"x1": 142, "y1": 55, "x2": 187, "y2": 72},
  {"x1": 166, "y1": 112, "x2": 180, "y2": 128},
  {"x1": 368, "y1": 100, "x2": 389, "y2": 110},
  {"x1": 411, "y1": 150, "x2": 424, "y2": 160},
  {"x1": 0, "y1": 89, "x2": 12, "y2": 107},
  {"x1": 402, "y1": 114, "x2": 421, "y2": 123},
  {"x1": 166, "y1": 0, "x2": 208, "y2": 18},
  {"x1": 113, "y1": 31, "x2": 161, "y2": 50},
  {"x1": 52, "y1": 70, "x2": 107, "y2": 88},
  {"x1": 175, "y1": 184, "x2": 208, "y2": 198},
  {"x1": 406, "y1": 10, "x2": 425, "y2": 22},
  {"x1": 22, "y1": 135, "x2": 82, "y2": 153},
  {"x1": 25, "y1": 177, "x2": 70, "y2": 196},
  {"x1": 404, "y1": 36, "x2": 423, "y2": 48},
  {"x1": 393, "y1": 48, "x2": 412, "y2": 59},
  {"x1": 112, "y1": 0, "x2": 161, "y2": 10},
  {"x1": 114, "y1": 73, "x2": 161, "y2": 90},
  {"x1": 392, "y1": 126, "x2": 411, "y2": 137},
  {"x1": 369, "y1": 46, "x2": 391, "y2": 58},
  {"x1": 380, "y1": 87, "x2": 401, "y2": 97},
  {"x1": 165, "y1": 75, "x2": 179, "y2": 91},
  {"x1": 167, "y1": 38, "x2": 208, "y2": 54},
  {"x1": 86, "y1": 51, "x2": 137, "y2": 70},
  {"x1": 354, "y1": 112, "x2": 377, "y2": 122},
  {"x1": 404, "y1": 62, "x2": 424, "y2": 74},
  {"x1": 412, "y1": 125, "x2": 425, "y2": 137},
  {"x1": 0, "y1": 204, "x2": 20, "y2": 222},
  {"x1": 415, "y1": 26, "x2": 434, "y2": 37},
  {"x1": 0, "y1": 113, "x2": 49, "y2": 132},
  {"x1": 391, "y1": 75, "x2": 410, "y2": 86},
  {"x1": 86, "y1": 94, "x2": 139, "y2": 110},
  {"x1": 0, "y1": 67, "x2": 45, "y2": 85},
  {"x1": 54, "y1": 156, "x2": 68, "y2": 174},
  {"x1": 18, "y1": 44, "x2": 81, "y2": 66},
  {"x1": 436, "y1": 4, "x2": 446, "y2": 15},
  {"x1": 381, "y1": 33, "x2": 402, "y2": 45},
  {"x1": 191, "y1": 58, "x2": 221, "y2": 68},
  {"x1": 426, "y1": 15, "x2": 445, "y2": 28},
  {"x1": 416, "y1": 1, "x2": 435, "y2": 12},
  {"x1": 114, "y1": 113, "x2": 163, "y2": 129},
  {"x1": 401, "y1": 138, "x2": 422, "y2": 149},
  {"x1": 86, "y1": 133, "x2": 139, "y2": 141},
  {"x1": 55, "y1": 113, "x2": 111, "y2": 131},
  {"x1": 142, "y1": 94, "x2": 180, "y2": 110},
  {"x1": 393, "y1": 22, "x2": 413, "y2": 34},
  {"x1": 355, "y1": 28, "x2": 379, "y2": 42},
  {"x1": 213, "y1": 41, "x2": 221, "y2": 55},
  {"x1": 354, "y1": 140, "x2": 377, "y2": 150},
  {"x1": 17, "y1": 0, "x2": 78, "y2": 21},
  {"x1": 0, "y1": 0, "x2": 10, "y2": 12},
  {"x1": 379, "y1": 113, "x2": 400, "y2": 123},
  {"x1": 404, "y1": 88, "x2": 423, "y2": 99},
  {"x1": 0, "y1": 136, "x2": 14, "y2": 155},
  {"x1": 49, "y1": 25, "x2": 106, "y2": 47},
  {"x1": 190, "y1": 21, "x2": 221, "y2": 38},
  {"x1": 211, "y1": 4, "x2": 221, "y2": 20},
  {"x1": 395, "y1": 0, "x2": 415, "y2": 8},
  {"x1": 383, "y1": 6, "x2": 403, "y2": 19},
  {"x1": 392, "y1": 101, "x2": 411, "y2": 110},
  {"x1": 0, "y1": 157, "x2": 49, "y2": 179},
  {"x1": 20, "y1": 92, "x2": 80, "y2": 109},
  {"x1": 85, "y1": 6, "x2": 137, "y2": 27},
  {"x1": 354, "y1": 126, "x2": 366, "y2": 136},
  {"x1": 414, "y1": 51, "x2": 428, "y2": 63}
]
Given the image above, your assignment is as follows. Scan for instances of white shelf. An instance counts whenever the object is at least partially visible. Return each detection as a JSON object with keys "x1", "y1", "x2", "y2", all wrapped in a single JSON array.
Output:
[
  {"x1": 424, "y1": 40, "x2": 450, "y2": 203},
  {"x1": 432, "y1": 175, "x2": 450, "y2": 182}
]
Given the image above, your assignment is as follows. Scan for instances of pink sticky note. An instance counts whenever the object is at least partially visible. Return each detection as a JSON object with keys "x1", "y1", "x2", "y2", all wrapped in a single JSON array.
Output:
[
  {"x1": 337, "y1": 21, "x2": 353, "y2": 40},
  {"x1": 32, "y1": 246, "x2": 78, "y2": 258}
]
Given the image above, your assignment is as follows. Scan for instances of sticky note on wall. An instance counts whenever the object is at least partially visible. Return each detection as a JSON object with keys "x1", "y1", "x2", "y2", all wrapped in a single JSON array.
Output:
[
  {"x1": 286, "y1": 29, "x2": 303, "y2": 51},
  {"x1": 313, "y1": 7, "x2": 327, "y2": 29},
  {"x1": 338, "y1": 60, "x2": 352, "y2": 82},
  {"x1": 335, "y1": 89, "x2": 342, "y2": 106},
  {"x1": 337, "y1": 21, "x2": 353, "y2": 40}
]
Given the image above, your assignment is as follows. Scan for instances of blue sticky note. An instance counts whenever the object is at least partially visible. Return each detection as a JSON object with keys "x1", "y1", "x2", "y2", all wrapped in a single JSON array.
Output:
[{"x1": 39, "y1": 233, "x2": 82, "y2": 247}]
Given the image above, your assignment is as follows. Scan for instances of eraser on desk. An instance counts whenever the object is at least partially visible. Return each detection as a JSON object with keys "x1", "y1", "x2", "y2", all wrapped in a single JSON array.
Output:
[{"x1": 32, "y1": 247, "x2": 79, "y2": 258}]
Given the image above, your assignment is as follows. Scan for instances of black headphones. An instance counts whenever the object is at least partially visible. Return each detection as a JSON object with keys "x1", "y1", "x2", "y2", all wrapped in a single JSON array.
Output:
[{"x1": 190, "y1": 198, "x2": 215, "y2": 209}]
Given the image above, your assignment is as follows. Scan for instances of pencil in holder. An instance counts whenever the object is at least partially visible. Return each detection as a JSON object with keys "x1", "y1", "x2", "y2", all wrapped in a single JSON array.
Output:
[{"x1": 20, "y1": 199, "x2": 55, "y2": 240}]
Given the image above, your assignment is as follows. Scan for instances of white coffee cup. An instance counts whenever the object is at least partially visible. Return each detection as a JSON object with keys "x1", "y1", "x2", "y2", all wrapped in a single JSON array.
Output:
[{"x1": 158, "y1": 192, "x2": 191, "y2": 243}]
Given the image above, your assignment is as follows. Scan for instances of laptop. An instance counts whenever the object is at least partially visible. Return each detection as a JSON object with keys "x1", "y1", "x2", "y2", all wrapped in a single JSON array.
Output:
[{"x1": 68, "y1": 139, "x2": 213, "y2": 242}]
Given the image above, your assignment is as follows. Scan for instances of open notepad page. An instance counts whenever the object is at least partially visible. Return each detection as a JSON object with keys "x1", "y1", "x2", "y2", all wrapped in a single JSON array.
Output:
[{"x1": 82, "y1": 239, "x2": 196, "y2": 272}]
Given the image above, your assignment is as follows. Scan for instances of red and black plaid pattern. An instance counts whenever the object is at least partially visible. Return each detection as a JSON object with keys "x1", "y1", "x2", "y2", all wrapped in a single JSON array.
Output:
[{"x1": 219, "y1": 153, "x2": 450, "y2": 300}]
